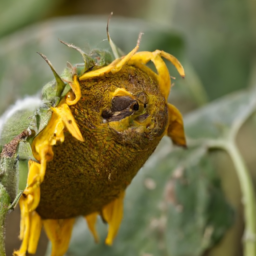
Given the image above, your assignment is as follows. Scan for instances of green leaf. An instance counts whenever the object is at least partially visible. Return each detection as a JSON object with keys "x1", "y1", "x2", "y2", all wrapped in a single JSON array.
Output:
[
  {"x1": 184, "y1": 89, "x2": 256, "y2": 256},
  {"x1": 0, "y1": 97, "x2": 41, "y2": 150},
  {"x1": 165, "y1": 148, "x2": 233, "y2": 256},
  {"x1": 0, "y1": 0, "x2": 63, "y2": 38},
  {"x1": 185, "y1": 89, "x2": 256, "y2": 141}
]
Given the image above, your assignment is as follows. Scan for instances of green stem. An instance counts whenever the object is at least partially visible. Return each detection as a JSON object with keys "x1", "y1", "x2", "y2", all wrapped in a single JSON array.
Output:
[
  {"x1": 0, "y1": 184, "x2": 10, "y2": 256},
  {"x1": 224, "y1": 141, "x2": 256, "y2": 256},
  {"x1": 207, "y1": 138, "x2": 256, "y2": 255}
]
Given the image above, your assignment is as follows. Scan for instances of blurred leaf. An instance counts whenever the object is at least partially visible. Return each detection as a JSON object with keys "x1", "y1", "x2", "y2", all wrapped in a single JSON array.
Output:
[
  {"x1": 0, "y1": 16, "x2": 205, "y2": 117},
  {"x1": 173, "y1": 0, "x2": 252, "y2": 99},
  {"x1": 165, "y1": 148, "x2": 233, "y2": 256},
  {"x1": 0, "y1": 0, "x2": 63, "y2": 38},
  {"x1": 184, "y1": 88, "x2": 256, "y2": 256},
  {"x1": 185, "y1": 89, "x2": 256, "y2": 141}
]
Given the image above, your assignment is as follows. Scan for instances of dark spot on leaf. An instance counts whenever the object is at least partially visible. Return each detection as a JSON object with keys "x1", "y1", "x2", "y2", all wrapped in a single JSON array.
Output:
[{"x1": 1, "y1": 130, "x2": 30, "y2": 158}]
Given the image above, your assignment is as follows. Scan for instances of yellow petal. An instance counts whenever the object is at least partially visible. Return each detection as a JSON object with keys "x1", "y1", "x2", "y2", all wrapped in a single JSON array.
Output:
[
  {"x1": 66, "y1": 75, "x2": 82, "y2": 106},
  {"x1": 159, "y1": 50, "x2": 185, "y2": 78},
  {"x1": 79, "y1": 33, "x2": 142, "y2": 80},
  {"x1": 129, "y1": 51, "x2": 171, "y2": 100},
  {"x1": 51, "y1": 103, "x2": 84, "y2": 142},
  {"x1": 103, "y1": 191, "x2": 125, "y2": 245},
  {"x1": 43, "y1": 218, "x2": 75, "y2": 256},
  {"x1": 25, "y1": 161, "x2": 41, "y2": 212},
  {"x1": 84, "y1": 212, "x2": 99, "y2": 243},
  {"x1": 26, "y1": 160, "x2": 40, "y2": 186},
  {"x1": 28, "y1": 211, "x2": 42, "y2": 254},
  {"x1": 128, "y1": 50, "x2": 185, "y2": 100},
  {"x1": 14, "y1": 197, "x2": 30, "y2": 256},
  {"x1": 167, "y1": 103, "x2": 186, "y2": 147},
  {"x1": 79, "y1": 58, "x2": 120, "y2": 80},
  {"x1": 18, "y1": 196, "x2": 27, "y2": 240},
  {"x1": 111, "y1": 88, "x2": 135, "y2": 98},
  {"x1": 32, "y1": 112, "x2": 65, "y2": 161}
]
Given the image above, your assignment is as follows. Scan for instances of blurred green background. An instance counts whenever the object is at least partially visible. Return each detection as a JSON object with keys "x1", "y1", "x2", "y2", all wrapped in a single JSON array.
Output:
[{"x1": 1, "y1": 0, "x2": 256, "y2": 256}]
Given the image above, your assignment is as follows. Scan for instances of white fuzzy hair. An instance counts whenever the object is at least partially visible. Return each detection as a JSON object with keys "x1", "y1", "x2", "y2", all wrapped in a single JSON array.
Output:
[{"x1": 0, "y1": 95, "x2": 41, "y2": 134}]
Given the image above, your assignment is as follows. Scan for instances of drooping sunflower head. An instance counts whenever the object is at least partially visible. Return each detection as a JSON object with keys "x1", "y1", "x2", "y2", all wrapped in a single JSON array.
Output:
[
  {"x1": 13, "y1": 24, "x2": 186, "y2": 256},
  {"x1": 64, "y1": 31, "x2": 186, "y2": 151}
]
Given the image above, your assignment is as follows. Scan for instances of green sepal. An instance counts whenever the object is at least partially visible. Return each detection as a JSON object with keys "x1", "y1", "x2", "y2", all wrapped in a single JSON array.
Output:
[
  {"x1": 8, "y1": 191, "x2": 22, "y2": 210},
  {"x1": 16, "y1": 141, "x2": 36, "y2": 191},
  {"x1": 17, "y1": 141, "x2": 36, "y2": 161},
  {"x1": 61, "y1": 66, "x2": 73, "y2": 81},
  {"x1": 29, "y1": 104, "x2": 52, "y2": 135},
  {"x1": 106, "y1": 22, "x2": 125, "y2": 59},
  {"x1": 18, "y1": 160, "x2": 29, "y2": 191},
  {"x1": 38, "y1": 53, "x2": 66, "y2": 99},
  {"x1": 60, "y1": 67, "x2": 72, "y2": 97},
  {"x1": 59, "y1": 40, "x2": 95, "y2": 74},
  {"x1": 41, "y1": 80, "x2": 61, "y2": 106},
  {"x1": 61, "y1": 84, "x2": 72, "y2": 98},
  {"x1": 89, "y1": 49, "x2": 113, "y2": 68}
]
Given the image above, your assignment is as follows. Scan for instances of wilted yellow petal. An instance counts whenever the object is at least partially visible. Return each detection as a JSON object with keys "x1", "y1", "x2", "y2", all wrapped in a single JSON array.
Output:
[
  {"x1": 85, "y1": 212, "x2": 99, "y2": 243},
  {"x1": 66, "y1": 75, "x2": 81, "y2": 106},
  {"x1": 129, "y1": 51, "x2": 171, "y2": 100},
  {"x1": 79, "y1": 58, "x2": 120, "y2": 80},
  {"x1": 32, "y1": 112, "x2": 64, "y2": 161},
  {"x1": 79, "y1": 33, "x2": 142, "y2": 80},
  {"x1": 167, "y1": 103, "x2": 186, "y2": 147},
  {"x1": 103, "y1": 191, "x2": 125, "y2": 245},
  {"x1": 129, "y1": 50, "x2": 185, "y2": 101},
  {"x1": 111, "y1": 88, "x2": 135, "y2": 98},
  {"x1": 24, "y1": 161, "x2": 40, "y2": 212},
  {"x1": 14, "y1": 197, "x2": 30, "y2": 256},
  {"x1": 28, "y1": 211, "x2": 42, "y2": 254},
  {"x1": 18, "y1": 196, "x2": 27, "y2": 240},
  {"x1": 51, "y1": 103, "x2": 84, "y2": 142},
  {"x1": 159, "y1": 50, "x2": 185, "y2": 78},
  {"x1": 43, "y1": 218, "x2": 75, "y2": 256}
]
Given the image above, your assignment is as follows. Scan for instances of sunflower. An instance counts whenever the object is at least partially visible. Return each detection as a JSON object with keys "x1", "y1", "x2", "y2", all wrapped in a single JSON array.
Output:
[{"x1": 13, "y1": 28, "x2": 186, "y2": 256}]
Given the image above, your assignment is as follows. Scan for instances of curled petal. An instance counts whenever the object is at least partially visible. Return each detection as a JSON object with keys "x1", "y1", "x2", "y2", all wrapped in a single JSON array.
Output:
[
  {"x1": 43, "y1": 218, "x2": 75, "y2": 256},
  {"x1": 85, "y1": 212, "x2": 99, "y2": 243},
  {"x1": 103, "y1": 191, "x2": 125, "y2": 245}
]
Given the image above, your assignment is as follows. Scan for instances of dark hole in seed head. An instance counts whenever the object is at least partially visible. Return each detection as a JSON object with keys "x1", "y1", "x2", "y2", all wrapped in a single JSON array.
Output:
[
  {"x1": 112, "y1": 96, "x2": 135, "y2": 112},
  {"x1": 68, "y1": 120, "x2": 72, "y2": 124},
  {"x1": 132, "y1": 102, "x2": 139, "y2": 111},
  {"x1": 101, "y1": 109, "x2": 113, "y2": 119}
]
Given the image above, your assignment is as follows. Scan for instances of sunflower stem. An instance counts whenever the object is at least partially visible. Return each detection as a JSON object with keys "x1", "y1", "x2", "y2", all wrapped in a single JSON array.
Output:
[
  {"x1": 0, "y1": 184, "x2": 10, "y2": 256},
  {"x1": 207, "y1": 137, "x2": 256, "y2": 256},
  {"x1": 224, "y1": 140, "x2": 256, "y2": 256}
]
